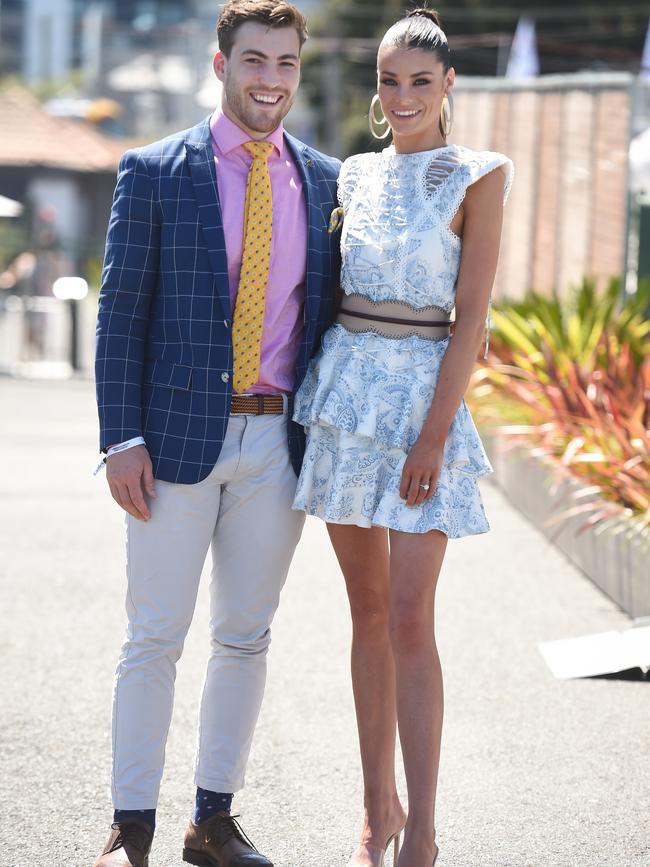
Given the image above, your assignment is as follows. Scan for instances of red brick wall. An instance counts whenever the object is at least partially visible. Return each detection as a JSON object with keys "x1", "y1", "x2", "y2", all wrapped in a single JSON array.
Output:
[
  {"x1": 533, "y1": 92, "x2": 562, "y2": 293},
  {"x1": 452, "y1": 77, "x2": 632, "y2": 300}
]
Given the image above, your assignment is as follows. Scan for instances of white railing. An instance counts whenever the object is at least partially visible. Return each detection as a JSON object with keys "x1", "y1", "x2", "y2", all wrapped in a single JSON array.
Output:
[{"x1": 0, "y1": 294, "x2": 96, "y2": 377}]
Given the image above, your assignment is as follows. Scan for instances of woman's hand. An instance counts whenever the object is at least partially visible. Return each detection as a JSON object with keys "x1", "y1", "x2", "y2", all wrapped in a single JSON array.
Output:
[{"x1": 399, "y1": 438, "x2": 444, "y2": 507}]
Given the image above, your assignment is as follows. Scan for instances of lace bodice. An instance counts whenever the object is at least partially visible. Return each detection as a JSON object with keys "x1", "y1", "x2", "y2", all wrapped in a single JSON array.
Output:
[{"x1": 338, "y1": 144, "x2": 514, "y2": 312}]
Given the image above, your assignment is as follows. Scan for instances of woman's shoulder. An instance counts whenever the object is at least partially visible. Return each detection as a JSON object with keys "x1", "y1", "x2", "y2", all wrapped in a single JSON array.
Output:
[
  {"x1": 445, "y1": 143, "x2": 510, "y2": 169},
  {"x1": 338, "y1": 152, "x2": 381, "y2": 207},
  {"x1": 445, "y1": 144, "x2": 514, "y2": 201},
  {"x1": 341, "y1": 151, "x2": 380, "y2": 174}
]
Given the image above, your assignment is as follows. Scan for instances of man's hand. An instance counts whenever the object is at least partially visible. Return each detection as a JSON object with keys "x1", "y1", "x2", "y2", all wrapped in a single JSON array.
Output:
[{"x1": 106, "y1": 445, "x2": 156, "y2": 520}]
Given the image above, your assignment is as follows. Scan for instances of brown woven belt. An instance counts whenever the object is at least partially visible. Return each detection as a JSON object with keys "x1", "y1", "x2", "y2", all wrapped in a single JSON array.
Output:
[{"x1": 231, "y1": 394, "x2": 286, "y2": 415}]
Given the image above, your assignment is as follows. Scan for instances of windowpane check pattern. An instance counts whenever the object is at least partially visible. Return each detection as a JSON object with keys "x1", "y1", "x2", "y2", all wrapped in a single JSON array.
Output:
[{"x1": 96, "y1": 117, "x2": 342, "y2": 484}]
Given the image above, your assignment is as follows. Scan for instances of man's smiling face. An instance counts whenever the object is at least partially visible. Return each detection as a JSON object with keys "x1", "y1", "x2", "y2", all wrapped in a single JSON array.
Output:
[{"x1": 213, "y1": 21, "x2": 301, "y2": 138}]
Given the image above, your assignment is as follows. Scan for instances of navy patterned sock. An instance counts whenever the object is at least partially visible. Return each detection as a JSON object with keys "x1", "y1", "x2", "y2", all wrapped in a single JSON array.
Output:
[
  {"x1": 113, "y1": 808, "x2": 156, "y2": 831},
  {"x1": 193, "y1": 788, "x2": 233, "y2": 824}
]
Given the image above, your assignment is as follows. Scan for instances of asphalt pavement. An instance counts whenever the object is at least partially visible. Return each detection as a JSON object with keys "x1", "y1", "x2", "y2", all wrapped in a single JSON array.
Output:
[{"x1": 0, "y1": 377, "x2": 648, "y2": 867}]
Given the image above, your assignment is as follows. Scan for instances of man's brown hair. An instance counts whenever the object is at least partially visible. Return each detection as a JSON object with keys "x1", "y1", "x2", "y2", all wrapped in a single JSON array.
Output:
[{"x1": 217, "y1": 0, "x2": 308, "y2": 57}]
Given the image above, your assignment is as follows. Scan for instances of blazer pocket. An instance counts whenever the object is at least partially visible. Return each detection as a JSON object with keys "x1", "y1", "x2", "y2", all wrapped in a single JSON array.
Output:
[{"x1": 144, "y1": 359, "x2": 193, "y2": 390}]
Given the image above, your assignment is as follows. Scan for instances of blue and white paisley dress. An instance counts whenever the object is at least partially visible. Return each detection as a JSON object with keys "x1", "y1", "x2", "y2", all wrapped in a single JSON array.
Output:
[{"x1": 292, "y1": 144, "x2": 514, "y2": 537}]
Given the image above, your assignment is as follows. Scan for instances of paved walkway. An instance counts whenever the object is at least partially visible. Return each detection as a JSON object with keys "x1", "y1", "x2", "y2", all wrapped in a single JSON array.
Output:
[{"x1": 0, "y1": 377, "x2": 647, "y2": 867}]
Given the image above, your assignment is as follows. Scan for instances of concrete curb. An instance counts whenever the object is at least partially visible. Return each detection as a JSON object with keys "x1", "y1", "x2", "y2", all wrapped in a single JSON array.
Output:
[{"x1": 485, "y1": 436, "x2": 650, "y2": 618}]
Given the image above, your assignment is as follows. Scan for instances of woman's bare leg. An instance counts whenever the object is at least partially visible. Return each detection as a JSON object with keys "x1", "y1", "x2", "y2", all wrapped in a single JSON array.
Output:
[
  {"x1": 388, "y1": 528, "x2": 447, "y2": 867},
  {"x1": 328, "y1": 523, "x2": 407, "y2": 862}
]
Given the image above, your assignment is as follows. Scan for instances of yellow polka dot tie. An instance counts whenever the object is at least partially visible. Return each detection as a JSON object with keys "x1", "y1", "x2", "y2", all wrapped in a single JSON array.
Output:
[{"x1": 232, "y1": 140, "x2": 274, "y2": 394}]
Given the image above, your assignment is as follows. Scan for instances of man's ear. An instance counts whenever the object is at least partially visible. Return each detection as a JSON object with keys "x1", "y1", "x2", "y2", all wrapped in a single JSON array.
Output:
[{"x1": 213, "y1": 51, "x2": 226, "y2": 83}]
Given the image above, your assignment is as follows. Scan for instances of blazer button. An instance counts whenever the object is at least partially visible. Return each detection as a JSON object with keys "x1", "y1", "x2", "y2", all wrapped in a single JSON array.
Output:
[{"x1": 221, "y1": 372, "x2": 230, "y2": 383}]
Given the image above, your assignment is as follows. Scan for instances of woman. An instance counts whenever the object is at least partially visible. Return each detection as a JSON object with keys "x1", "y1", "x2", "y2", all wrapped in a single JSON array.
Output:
[{"x1": 293, "y1": 9, "x2": 513, "y2": 867}]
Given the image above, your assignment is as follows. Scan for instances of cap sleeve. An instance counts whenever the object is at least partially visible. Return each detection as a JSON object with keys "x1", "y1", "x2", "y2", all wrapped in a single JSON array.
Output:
[
  {"x1": 337, "y1": 154, "x2": 364, "y2": 211},
  {"x1": 470, "y1": 150, "x2": 514, "y2": 204},
  {"x1": 431, "y1": 148, "x2": 514, "y2": 228}
]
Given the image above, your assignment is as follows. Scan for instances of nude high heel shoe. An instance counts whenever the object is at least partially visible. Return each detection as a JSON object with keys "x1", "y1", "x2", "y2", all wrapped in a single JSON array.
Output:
[
  {"x1": 388, "y1": 828, "x2": 401, "y2": 864},
  {"x1": 346, "y1": 827, "x2": 403, "y2": 867},
  {"x1": 394, "y1": 837, "x2": 438, "y2": 867}
]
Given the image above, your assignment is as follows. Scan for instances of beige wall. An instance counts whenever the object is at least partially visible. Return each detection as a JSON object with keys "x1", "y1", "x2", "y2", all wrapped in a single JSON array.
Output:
[{"x1": 452, "y1": 73, "x2": 632, "y2": 300}]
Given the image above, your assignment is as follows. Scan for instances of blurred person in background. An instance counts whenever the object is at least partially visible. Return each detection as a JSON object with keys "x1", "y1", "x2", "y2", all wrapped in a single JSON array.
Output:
[
  {"x1": 93, "y1": 1, "x2": 340, "y2": 865},
  {"x1": 28, "y1": 208, "x2": 68, "y2": 357},
  {"x1": 292, "y1": 9, "x2": 513, "y2": 867},
  {"x1": 0, "y1": 207, "x2": 69, "y2": 360},
  {"x1": 0, "y1": 250, "x2": 37, "y2": 356}
]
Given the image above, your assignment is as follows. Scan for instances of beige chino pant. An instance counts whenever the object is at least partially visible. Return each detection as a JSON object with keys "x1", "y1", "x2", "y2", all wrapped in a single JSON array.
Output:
[{"x1": 111, "y1": 411, "x2": 305, "y2": 809}]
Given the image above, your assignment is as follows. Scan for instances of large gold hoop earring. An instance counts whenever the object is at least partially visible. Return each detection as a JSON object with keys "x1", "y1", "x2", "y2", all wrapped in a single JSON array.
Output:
[
  {"x1": 369, "y1": 94, "x2": 391, "y2": 140},
  {"x1": 439, "y1": 91, "x2": 454, "y2": 138}
]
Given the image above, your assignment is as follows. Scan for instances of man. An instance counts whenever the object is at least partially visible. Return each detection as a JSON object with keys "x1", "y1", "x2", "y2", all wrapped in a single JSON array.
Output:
[{"x1": 93, "y1": 2, "x2": 340, "y2": 864}]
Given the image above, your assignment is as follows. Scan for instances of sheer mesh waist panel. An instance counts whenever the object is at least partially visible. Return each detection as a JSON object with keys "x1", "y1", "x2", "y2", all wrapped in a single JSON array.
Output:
[{"x1": 337, "y1": 295, "x2": 452, "y2": 341}]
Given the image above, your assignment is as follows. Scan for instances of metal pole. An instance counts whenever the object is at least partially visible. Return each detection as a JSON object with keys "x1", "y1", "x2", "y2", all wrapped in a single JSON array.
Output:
[
  {"x1": 323, "y1": 34, "x2": 343, "y2": 157},
  {"x1": 68, "y1": 299, "x2": 80, "y2": 371},
  {"x1": 623, "y1": 76, "x2": 642, "y2": 298},
  {"x1": 496, "y1": 35, "x2": 510, "y2": 77}
]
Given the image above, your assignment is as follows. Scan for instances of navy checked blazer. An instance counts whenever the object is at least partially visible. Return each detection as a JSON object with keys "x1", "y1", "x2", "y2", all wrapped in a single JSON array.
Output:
[{"x1": 96, "y1": 116, "x2": 341, "y2": 484}]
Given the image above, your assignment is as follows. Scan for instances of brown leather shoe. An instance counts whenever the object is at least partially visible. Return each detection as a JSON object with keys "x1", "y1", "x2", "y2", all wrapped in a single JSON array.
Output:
[
  {"x1": 93, "y1": 820, "x2": 153, "y2": 867},
  {"x1": 182, "y1": 812, "x2": 273, "y2": 867}
]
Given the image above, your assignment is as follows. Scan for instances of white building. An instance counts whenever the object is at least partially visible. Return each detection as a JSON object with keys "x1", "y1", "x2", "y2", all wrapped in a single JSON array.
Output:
[{"x1": 23, "y1": 0, "x2": 75, "y2": 85}]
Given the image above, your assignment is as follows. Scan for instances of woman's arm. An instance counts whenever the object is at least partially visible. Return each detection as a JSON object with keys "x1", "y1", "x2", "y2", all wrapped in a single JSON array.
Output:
[{"x1": 399, "y1": 165, "x2": 507, "y2": 507}]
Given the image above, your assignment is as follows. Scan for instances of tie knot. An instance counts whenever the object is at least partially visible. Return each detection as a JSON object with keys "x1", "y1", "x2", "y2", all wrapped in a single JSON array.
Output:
[{"x1": 244, "y1": 140, "x2": 274, "y2": 161}]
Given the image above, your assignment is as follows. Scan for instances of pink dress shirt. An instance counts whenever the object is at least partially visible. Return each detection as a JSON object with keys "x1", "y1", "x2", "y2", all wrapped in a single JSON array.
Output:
[{"x1": 209, "y1": 109, "x2": 308, "y2": 394}]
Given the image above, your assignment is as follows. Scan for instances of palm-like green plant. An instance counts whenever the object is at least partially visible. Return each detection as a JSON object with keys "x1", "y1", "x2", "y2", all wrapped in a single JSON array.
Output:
[
  {"x1": 470, "y1": 278, "x2": 650, "y2": 538},
  {"x1": 490, "y1": 278, "x2": 649, "y2": 375}
]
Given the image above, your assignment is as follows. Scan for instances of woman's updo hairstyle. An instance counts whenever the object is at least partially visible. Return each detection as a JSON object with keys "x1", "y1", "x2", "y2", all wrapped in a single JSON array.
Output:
[{"x1": 380, "y1": 8, "x2": 450, "y2": 72}]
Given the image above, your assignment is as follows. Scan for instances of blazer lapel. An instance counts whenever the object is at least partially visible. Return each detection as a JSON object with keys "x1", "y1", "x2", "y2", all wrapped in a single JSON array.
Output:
[
  {"x1": 285, "y1": 134, "x2": 323, "y2": 331},
  {"x1": 185, "y1": 118, "x2": 231, "y2": 319}
]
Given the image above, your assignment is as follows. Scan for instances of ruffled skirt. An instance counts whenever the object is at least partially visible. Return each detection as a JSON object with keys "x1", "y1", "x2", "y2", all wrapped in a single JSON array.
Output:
[{"x1": 292, "y1": 325, "x2": 492, "y2": 537}]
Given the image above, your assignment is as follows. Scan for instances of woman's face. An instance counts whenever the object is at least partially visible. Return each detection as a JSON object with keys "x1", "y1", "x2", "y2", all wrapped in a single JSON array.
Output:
[{"x1": 377, "y1": 45, "x2": 454, "y2": 152}]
